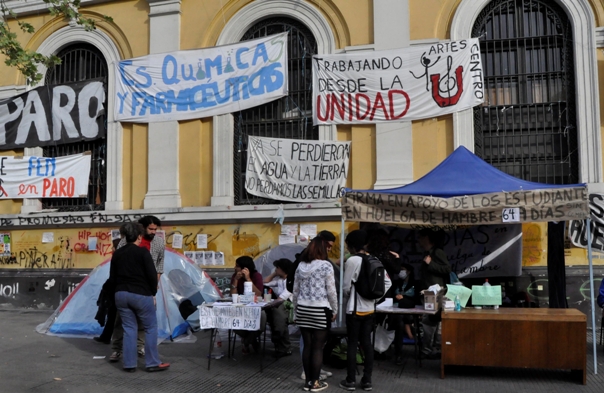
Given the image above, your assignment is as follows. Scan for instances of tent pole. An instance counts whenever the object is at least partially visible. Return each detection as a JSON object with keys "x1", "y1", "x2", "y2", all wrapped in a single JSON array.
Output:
[
  {"x1": 339, "y1": 216, "x2": 345, "y2": 326},
  {"x1": 586, "y1": 217, "x2": 598, "y2": 375}
]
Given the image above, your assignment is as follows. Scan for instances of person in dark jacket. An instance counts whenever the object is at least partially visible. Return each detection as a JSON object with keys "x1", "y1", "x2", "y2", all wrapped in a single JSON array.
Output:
[
  {"x1": 391, "y1": 263, "x2": 418, "y2": 365},
  {"x1": 366, "y1": 228, "x2": 401, "y2": 298},
  {"x1": 417, "y1": 228, "x2": 450, "y2": 360},
  {"x1": 108, "y1": 222, "x2": 169, "y2": 373}
]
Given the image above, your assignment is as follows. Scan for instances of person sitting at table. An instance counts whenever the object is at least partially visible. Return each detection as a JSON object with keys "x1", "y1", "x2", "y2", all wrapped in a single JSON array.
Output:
[
  {"x1": 390, "y1": 263, "x2": 418, "y2": 365},
  {"x1": 231, "y1": 256, "x2": 265, "y2": 354},
  {"x1": 263, "y1": 258, "x2": 293, "y2": 357}
]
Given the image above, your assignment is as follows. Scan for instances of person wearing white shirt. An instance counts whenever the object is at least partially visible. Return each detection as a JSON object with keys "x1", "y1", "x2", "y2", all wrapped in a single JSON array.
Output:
[
  {"x1": 263, "y1": 258, "x2": 293, "y2": 357},
  {"x1": 340, "y1": 230, "x2": 391, "y2": 392}
]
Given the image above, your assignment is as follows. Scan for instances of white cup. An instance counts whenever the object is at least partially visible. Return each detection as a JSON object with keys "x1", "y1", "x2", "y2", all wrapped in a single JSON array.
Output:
[
  {"x1": 264, "y1": 294, "x2": 272, "y2": 303},
  {"x1": 232, "y1": 294, "x2": 239, "y2": 303}
]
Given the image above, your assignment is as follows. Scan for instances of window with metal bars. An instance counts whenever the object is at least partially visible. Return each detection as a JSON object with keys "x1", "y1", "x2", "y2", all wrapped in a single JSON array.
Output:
[
  {"x1": 233, "y1": 18, "x2": 318, "y2": 205},
  {"x1": 43, "y1": 43, "x2": 108, "y2": 211},
  {"x1": 472, "y1": 0, "x2": 578, "y2": 184}
]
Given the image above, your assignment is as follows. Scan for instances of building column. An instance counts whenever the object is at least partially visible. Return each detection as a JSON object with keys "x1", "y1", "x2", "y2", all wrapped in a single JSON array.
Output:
[
  {"x1": 373, "y1": 0, "x2": 413, "y2": 189},
  {"x1": 144, "y1": 0, "x2": 182, "y2": 208}
]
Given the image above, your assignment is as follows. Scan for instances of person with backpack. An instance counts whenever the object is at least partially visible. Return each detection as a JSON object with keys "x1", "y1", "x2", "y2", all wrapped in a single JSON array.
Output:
[{"x1": 340, "y1": 230, "x2": 391, "y2": 391}]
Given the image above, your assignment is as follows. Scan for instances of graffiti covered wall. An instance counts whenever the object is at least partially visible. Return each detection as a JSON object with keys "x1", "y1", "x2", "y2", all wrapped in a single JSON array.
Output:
[{"x1": 0, "y1": 221, "x2": 357, "y2": 270}]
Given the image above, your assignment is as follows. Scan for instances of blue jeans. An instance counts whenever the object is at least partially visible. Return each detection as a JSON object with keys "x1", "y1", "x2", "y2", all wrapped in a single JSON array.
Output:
[{"x1": 115, "y1": 291, "x2": 161, "y2": 369}]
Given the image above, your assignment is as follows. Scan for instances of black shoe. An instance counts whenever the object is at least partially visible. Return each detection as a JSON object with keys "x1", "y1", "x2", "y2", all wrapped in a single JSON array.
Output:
[
  {"x1": 123, "y1": 367, "x2": 136, "y2": 373},
  {"x1": 251, "y1": 339, "x2": 261, "y2": 353},
  {"x1": 93, "y1": 336, "x2": 111, "y2": 344},
  {"x1": 360, "y1": 379, "x2": 372, "y2": 391},
  {"x1": 420, "y1": 351, "x2": 441, "y2": 360},
  {"x1": 273, "y1": 350, "x2": 292, "y2": 358},
  {"x1": 339, "y1": 379, "x2": 356, "y2": 391},
  {"x1": 395, "y1": 356, "x2": 403, "y2": 366}
]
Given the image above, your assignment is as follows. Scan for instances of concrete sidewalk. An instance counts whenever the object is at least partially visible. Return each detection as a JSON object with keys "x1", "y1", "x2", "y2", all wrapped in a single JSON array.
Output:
[{"x1": 1, "y1": 309, "x2": 603, "y2": 393}]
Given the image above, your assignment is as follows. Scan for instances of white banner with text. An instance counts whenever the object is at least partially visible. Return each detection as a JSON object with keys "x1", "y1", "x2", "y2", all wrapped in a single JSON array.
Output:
[
  {"x1": 115, "y1": 33, "x2": 288, "y2": 122},
  {"x1": 199, "y1": 305, "x2": 262, "y2": 331},
  {"x1": 312, "y1": 38, "x2": 484, "y2": 124},
  {"x1": 245, "y1": 136, "x2": 351, "y2": 202},
  {"x1": 569, "y1": 193, "x2": 604, "y2": 252},
  {"x1": 0, "y1": 153, "x2": 91, "y2": 199}
]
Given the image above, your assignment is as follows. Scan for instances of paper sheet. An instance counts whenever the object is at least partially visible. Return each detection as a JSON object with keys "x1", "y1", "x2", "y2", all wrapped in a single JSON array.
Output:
[
  {"x1": 279, "y1": 234, "x2": 296, "y2": 245},
  {"x1": 446, "y1": 284, "x2": 472, "y2": 308},
  {"x1": 281, "y1": 224, "x2": 298, "y2": 236},
  {"x1": 300, "y1": 224, "x2": 317, "y2": 237},
  {"x1": 471, "y1": 285, "x2": 502, "y2": 306},
  {"x1": 110, "y1": 230, "x2": 121, "y2": 240},
  {"x1": 88, "y1": 237, "x2": 97, "y2": 251},
  {"x1": 42, "y1": 232, "x2": 54, "y2": 243},
  {"x1": 196, "y1": 234, "x2": 208, "y2": 249},
  {"x1": 172, "y1": 233, "x2": 183, "y2": 249}
]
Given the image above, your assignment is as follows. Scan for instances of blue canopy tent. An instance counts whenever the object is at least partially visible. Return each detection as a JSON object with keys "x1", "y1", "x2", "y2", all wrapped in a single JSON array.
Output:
[
  {"x1": 365, "y1": 146, "x2": 583, "y2": 197},
  {"x1": 339, "y1": 146, "x2": 596, "y2": 371}
]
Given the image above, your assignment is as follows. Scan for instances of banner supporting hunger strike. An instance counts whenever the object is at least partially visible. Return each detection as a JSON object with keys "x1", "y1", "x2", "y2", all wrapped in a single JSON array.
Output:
[
  {"x1": 312, "y1": 38, "x2": 484, "y2": 124},
  {"x1": 245, "y1": 136, "x2": 351, "y2": 202}
]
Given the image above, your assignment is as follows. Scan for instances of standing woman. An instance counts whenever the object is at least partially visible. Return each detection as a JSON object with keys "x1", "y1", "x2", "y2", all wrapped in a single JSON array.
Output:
[
  {"x1": 108, "y1": 222, "x2": 169, "y2": 373},
  {"x1": 293, "y1": 238, "x2": 338, "y2": 392}
]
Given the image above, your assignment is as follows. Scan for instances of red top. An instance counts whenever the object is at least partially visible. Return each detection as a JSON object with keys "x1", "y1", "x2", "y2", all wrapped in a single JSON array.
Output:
[{"x1": 139, "y1": 237, "x2": 151, "y2": 251}]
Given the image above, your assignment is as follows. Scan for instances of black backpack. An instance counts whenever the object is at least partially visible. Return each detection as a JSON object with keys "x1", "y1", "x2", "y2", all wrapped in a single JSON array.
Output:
[{"x1": 354, "y1": 253, "x2": 386, "y2": 300}]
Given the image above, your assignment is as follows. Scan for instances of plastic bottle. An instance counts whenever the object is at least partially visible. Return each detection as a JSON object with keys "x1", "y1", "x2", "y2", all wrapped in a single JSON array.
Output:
[{"x1": 454, "y1": 295, "x2": 461, "y2": 311}]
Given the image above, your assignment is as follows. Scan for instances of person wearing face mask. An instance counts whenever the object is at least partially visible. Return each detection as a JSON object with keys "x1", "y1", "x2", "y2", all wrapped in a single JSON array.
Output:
[{"x1": 391, "y1": 263, "x2": 418, "y2": 365}]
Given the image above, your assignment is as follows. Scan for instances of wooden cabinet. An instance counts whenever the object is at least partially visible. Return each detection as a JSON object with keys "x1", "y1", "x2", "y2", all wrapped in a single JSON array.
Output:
[{"x1": 441, "y1": 308, "x2": 586, "y2": 384}]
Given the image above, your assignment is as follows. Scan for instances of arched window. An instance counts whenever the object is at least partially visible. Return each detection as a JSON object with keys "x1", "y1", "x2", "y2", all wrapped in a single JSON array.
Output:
[
  {"x1": 233, "y1": 17, "x2": 318, "y2": 205},
  {"x1": 472, "y1": 0, "x2": 578, "y2": 184},
  {"x1": 43, "y1": 43, "x2": 108, "y2": 211}
]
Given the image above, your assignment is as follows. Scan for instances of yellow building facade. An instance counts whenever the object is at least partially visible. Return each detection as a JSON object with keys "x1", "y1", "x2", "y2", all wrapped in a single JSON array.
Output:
[{"x1": 0, "y1": 0, "x2": 602, "y2": 293}]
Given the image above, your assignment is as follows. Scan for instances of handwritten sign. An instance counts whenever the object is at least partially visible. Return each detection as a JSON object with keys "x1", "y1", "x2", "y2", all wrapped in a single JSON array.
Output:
[
  {"x1": 199, "y1": 305, "x2": 262, "y2": 330},
  {"x1": 115, "y1": 33, "x2": 288, "y2": 122},
  {"x1": 342, "y1": 187, "x2": 589, "y2": 225},
  {"x1": 0, "y1": 153, "x2": 91, "y2": 199},
  {"x1": 396, "y1": 225, "x2": 522, "y2": 278},
  {"x1": 502, "y1": 208, "x2": 520, "y2": 222},
  {"x1": 312, "y1": 38, "x2": 484, "y2": 124},
  {"x1": 245, "y1": 136, "x2": 351, "y2": 202},
  {"x1": 471, "y1": 285, "x2": 502, "y2": 306},
  {"x1": 0, "y1": 80, "x2": 105, "y2": 150},
  {"x1": 446, "y1": 284, "x2": 472, "y2": 307}
]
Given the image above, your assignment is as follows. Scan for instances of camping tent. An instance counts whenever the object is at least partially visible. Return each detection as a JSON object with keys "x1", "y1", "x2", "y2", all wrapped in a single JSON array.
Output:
[
  {"x1": 36, "y1": 249, "x2": 223, "y2": 342},
  {"x1": 339, "y1": 146, "x2": 596, "y2": 370}
]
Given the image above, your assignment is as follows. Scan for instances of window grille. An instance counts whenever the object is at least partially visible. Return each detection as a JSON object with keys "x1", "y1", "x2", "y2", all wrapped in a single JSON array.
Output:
[
  {"x1": 234, "y1": 18, "x2": 318, "y2": 205},
  {"x1": 43, "y1": 43, "x2": 108, "y2": 211},
  {"x1": 472, "y1": 0, "x2": 578, "y2": 184}
]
